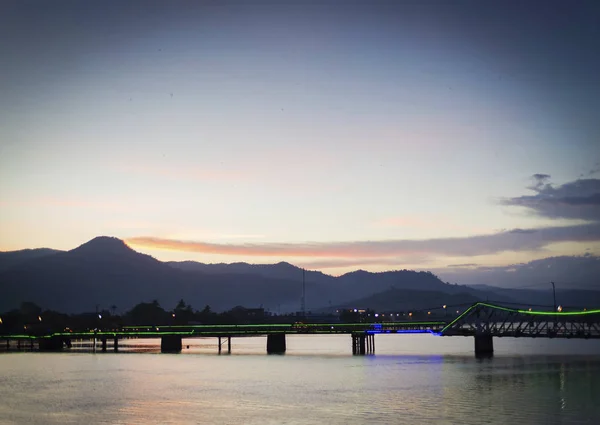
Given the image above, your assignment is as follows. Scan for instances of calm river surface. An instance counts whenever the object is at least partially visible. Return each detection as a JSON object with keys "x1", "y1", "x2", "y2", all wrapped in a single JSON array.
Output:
[{"x1": 1, "y1": 334, "x2": 600, "y2": 424}]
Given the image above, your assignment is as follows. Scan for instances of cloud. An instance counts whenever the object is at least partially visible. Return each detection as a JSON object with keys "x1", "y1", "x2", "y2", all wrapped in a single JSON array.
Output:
[
  {"x1": 528, "y1": 173, "x2": 552, "y2": 191},
  {"x1": 126, "y1": 222, "x2": 600, "y2": 259},
  {"x1": 501, "y1": 176, "x2": 600, "y2": 221},
  {"x1": 587, "y1": 162, "x2": 600, "y2": 177},
  {"x1": 296, "y1": 257, "x2": 431, "y2": 270}
]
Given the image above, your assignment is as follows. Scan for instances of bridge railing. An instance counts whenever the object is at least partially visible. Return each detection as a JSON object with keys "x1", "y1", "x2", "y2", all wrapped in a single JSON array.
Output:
[{"x1": 440, "y1": 302, "x2": 600, "y2": 339}]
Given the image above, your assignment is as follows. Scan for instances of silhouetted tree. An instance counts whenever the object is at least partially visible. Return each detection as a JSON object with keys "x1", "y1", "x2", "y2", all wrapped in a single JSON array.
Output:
[
  {"x1": 173, "y1": 299, "x2": 194, "y2": 324},
  {"x1": 126, "y1": 302, "x2": 168, "y2": 325}
]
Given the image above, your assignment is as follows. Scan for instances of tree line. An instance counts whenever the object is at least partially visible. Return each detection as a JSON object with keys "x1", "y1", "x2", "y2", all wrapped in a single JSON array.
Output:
[{"x1": 0, "y1": 300, "x2": 320, "y2": 334}]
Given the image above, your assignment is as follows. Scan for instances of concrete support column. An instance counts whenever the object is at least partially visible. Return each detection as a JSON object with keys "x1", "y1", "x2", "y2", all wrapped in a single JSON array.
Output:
[
  {"x1": 161, "y1": 335, "x2": 182, "y2": 353},
  {"x1": 218, "y1": 336, "x2": 222, "y2": 354},
  {"x1": 101, "y1": 337, "x2": 107, "y2": 352},
  {"x1": 266, "y1": 333, "x2": 286, "y2": 354},
  {"x1": 227, "y1": 336, "x2": 231, "y2": 354},
  {"x1": 366, "y1": 334, "x2": 375, "y2": 354},
  {"x1": 474, "y1": 334, "x2": 494, "y2": 357},
  {"x1": 352, "y1": 334, "x2": 367, "y2": 355},
  {"x1": 113, "y1": 338, "x2": 119, "y2": 352}
]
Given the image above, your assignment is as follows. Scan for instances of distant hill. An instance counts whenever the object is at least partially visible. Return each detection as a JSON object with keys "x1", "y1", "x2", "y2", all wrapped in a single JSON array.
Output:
[
  {"x1": 167, "y1": 260, "x2": 502, "y2": 303},
  {"x1": 167, "y1": 261, "x2": 335, "y2": 285},
  {"x1": 0, "y1": 248, "x2": 62, "y2": 272},
  {"x1": 327, "y1": 287, "x2": 482, "y2": 313}
]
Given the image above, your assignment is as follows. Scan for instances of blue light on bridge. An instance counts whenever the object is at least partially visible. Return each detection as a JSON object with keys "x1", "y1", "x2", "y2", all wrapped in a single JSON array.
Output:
[{"x1": 366, "y1": 329, "x2": 441, "y2": 336}]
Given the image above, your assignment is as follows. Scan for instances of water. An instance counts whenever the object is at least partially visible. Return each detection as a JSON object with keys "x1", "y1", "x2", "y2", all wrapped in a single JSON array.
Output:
[{"x1": 1, "y1": 335, "x2": 600, "y2": 424}]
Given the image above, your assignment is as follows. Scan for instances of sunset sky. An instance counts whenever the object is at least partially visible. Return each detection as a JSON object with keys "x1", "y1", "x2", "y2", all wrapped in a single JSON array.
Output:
[{"x1": 1, "y1": 1, "x2": 599, "y2": 277}]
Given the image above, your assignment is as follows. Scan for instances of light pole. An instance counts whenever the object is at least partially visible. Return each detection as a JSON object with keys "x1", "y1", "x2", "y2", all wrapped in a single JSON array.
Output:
[{"x1": 551, "y1": 282, "x2": 558, "y2": 332}]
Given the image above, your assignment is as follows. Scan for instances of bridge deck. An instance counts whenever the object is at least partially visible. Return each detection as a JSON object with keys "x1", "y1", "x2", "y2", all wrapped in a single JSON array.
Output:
[{"x1": 1, "y1": 321, "x2": 446, "y2": 340}]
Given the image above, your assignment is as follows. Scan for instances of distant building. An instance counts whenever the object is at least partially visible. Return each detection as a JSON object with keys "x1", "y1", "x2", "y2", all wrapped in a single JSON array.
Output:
[{"x1": 228, "y1": 306, "x2": 265, "y2": 320}]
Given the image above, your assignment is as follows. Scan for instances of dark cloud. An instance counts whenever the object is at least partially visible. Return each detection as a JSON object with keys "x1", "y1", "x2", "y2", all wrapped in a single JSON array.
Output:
[
  {"x1": 509, "y1": 228, "x2": 537, "y2": 234},
  {"x1": 502, "y1": 177, "x2": 600, "y2": 221},
  {"x1": 528, "y1": 174, "x2": 552, "y2": 191}
]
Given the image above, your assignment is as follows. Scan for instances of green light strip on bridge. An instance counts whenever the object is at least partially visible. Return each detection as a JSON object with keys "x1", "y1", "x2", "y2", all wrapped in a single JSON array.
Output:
[
  {"x1": 439, "y1": 302, "x2": 600, "y2": 334},
  {"x1": 123, "y1": 321, "x2": 445, "y2": 330}
]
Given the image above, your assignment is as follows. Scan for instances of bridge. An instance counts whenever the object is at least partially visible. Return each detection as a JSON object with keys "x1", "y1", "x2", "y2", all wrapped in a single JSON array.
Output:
[{"x1": 2, "y1": 303, "x2": 599, "y2": 356}]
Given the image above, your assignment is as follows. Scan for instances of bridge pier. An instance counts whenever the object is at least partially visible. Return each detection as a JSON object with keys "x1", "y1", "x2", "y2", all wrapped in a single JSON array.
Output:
[
  {"x1": 101, "y1": 337, "x2": 107, "y2": 352},
  {"x1": 114, "y1": 337, "x2": 119, "y2": 352},
  {"x1": 367, "y1": 334, "x2": 375, "y2": 354},
  {"x1": 352, "y1": 334, "x2": 363, "y2": 355},
  {"x1": 474, "y1": 334, "x2": 494, "y2": 357},
  {"x1": 161, "y1": 335, "x2": 182, "y2": 353},
  {"x1": 352, "y1": 333, "x2": 374, "y2": 355},
  {"x1": 266, "y1": 333, "x2": 286, "y2": 354},
  {"x1": 218, "y1": 336, "x2": 232, "y2": 354}
]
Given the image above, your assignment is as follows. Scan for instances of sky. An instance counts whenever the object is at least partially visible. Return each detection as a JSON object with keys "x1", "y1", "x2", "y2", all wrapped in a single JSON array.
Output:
[{"x1": 1, "y1": 1, "x2": 599, "y2": 281}]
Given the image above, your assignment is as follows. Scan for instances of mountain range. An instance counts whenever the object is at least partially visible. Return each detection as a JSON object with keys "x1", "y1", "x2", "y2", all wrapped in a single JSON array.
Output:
[{"x1": 1, "y1": 236, "x2": 598, "y2": 314}]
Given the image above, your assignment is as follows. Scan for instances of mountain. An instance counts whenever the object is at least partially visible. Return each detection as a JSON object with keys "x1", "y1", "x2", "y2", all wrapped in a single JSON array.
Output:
[
  {"x1": 166, "y1": 260, "x2": 509, "y2": 308},
  {"x1": 0, "y1": 237, "x2": 309, "y2": 313},
  {"x1": 0, "y1": 248, "x2": 62, "y2": 272},
  {"x1": 327, "y1": 287, "x2": 482, "y2": 313},
  {"x1": 168, "y1": 261, "x2": 335, "y2": 285},
  {"x1": 3, "y1": 236, "x2": 596, "y2": 315}
]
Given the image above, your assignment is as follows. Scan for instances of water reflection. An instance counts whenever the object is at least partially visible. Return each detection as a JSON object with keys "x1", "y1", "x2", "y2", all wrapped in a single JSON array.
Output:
[{"x1": 1, "y1": 338, "x2": 599, "y2": 424}]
